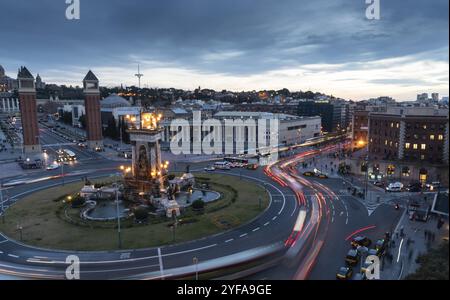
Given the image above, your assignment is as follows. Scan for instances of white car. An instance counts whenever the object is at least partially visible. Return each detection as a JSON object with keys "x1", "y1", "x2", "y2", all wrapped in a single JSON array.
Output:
[
  {"x1": 46, "y1": 163, "x2": 60, "y2": 170},
  {"x1": 204, "y1": 166, "x2": 216, "y2": 172},
  {"x1": 386, "y1": 182, "x2": 403, "y2": 192}
]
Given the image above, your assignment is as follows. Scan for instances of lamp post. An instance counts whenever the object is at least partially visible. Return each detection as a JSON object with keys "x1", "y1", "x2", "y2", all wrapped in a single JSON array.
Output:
[
  {"x1": 193, "y1": 257, "x2": 199, "y2": 280},
  {"x1": 0, "y1": 180, "x2": 4, "y2": 224},
  {"x1": 113, "y1": 182, "x2": 122, "y2": 249}
]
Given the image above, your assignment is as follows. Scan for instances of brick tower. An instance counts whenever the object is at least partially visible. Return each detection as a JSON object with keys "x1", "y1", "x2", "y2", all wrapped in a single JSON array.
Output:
[
  {"x1": 82, "y1": 70, "x2": 103, "y2": 150},
  {"x1": 17, "y1": 66, "x2": 41, "y2": 155}
]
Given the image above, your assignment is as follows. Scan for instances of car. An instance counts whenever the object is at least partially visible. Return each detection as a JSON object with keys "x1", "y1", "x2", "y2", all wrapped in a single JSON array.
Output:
[
  {"x1": 386, "y1": 182, "x2": 403, "y2": 192},
  {"x1": 375, "y1": 239, "x2": 387, "y2": 252},
  {"x1": 204, "y1": 166, "x2": 215, "y2": 172},
  {"x1": 373, "y1": 181, "x2": 384, "y2": 187},
  {"x1": 303, "y1": 171, "x2": 314, "y2": 177},
  {"x1": 316, "y1": 173, "x2": 328, "y2": 179},
  {"x1": 94, "y1": 147, "x2": 104, "y2": 152},
  {"x1": 336, "y1": 266, "x2": 353, "y2": 280},
  {"x1": 351, "y1": 236, "x2": 372, "y2": 248},
  {"x1": 345, "y1": 249, "x2": 360, "y2": 266},
  {"x1": 406, "y1": 181, "x2": 422, "y2": 192},
  {"x1": 426, "y1": 181, "x2": 441, "y2": 191},
  {"x1": 46, "y1": 163, "x2": 60, "y2": 170},
  {"x1": 77, "y1": 142, "x2": 86, "y2": 148},
  {"x1": 246, "y1": 163, "x2": 259, "y2": 170},
  {"x1": 368, "y1": 248, "x2": 383, "y2": 257}
]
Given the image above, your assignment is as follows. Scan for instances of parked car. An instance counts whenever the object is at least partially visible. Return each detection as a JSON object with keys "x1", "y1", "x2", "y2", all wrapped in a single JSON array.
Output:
[
  {"x1": 345, "y1": 249, "x2": 360, "y2": 266},
  {"x1": 204, "y1": 166, "x2": 215, "y2": 172},
  {"x1": 336, "y1": 266, "x2": 353, "y2": 280},
  {"x1": 351, "y1": 236, "x2": 372, "y2": 248},
  {"x1": 316, "y1": 173, "x2": 328, "y2": 179},
  {"x1": 303, "y1": 171, "x2": 314, "y2": 177}
]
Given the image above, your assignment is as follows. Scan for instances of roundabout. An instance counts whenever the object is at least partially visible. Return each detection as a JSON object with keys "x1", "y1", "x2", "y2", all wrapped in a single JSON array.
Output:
[{"x1": 0, "y1": 174, "x2": 269, "y2": 251}]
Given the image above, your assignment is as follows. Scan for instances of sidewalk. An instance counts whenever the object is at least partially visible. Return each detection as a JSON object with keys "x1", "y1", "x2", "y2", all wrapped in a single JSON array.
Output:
[{"x1": 381, "y1": 211, "x2": 449, "y2": 279}]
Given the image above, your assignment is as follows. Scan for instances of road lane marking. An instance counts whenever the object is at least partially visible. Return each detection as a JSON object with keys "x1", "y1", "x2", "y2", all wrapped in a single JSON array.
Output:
[
  {"x1": 0, "y1": 240, "x2": 9, "y2": 245},
  {"x1": 225, "y1": 239, "x2": 234, "y2": 243},
  {"x1": 162, "y1": 244, "x2": 217, "y2": 257},
  {"x1": 264, "y1": 222, "x2": 270, "y2": 226},
  {"x1": 397, "y1": 238, "x2": 404, "y2": 263},
  {"x1": 252, "y1": 227, "x2": 260, "y2": 232},
  {"x1": 272, "y1": 216, "x2": 277, "y2": 221},
  {"x1": 8, "y1": 254, "x2": 19, "y2": 258},
  {"x1": 239, "y1": 233, "x2": 248, "y2": 238}
]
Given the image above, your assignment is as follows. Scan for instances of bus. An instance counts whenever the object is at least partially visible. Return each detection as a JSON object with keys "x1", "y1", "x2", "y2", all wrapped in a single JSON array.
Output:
[
  {"x1": 57, "y1": 149, "x2": 77, "y2": 162},
  {"x1": 214, "y1": 162, "x2": 231, "y2": 170}
]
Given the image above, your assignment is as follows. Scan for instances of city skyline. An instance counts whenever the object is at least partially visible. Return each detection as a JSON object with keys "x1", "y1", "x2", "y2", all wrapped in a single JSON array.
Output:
[{"x1": 0, "y1": 0, "x2": 448, "y2": 101}]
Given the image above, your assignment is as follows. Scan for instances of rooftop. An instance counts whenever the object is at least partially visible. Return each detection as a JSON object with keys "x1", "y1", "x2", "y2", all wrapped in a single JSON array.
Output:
[{"x1": 214, "y1": 111, "x2": 319, "y2": 121}]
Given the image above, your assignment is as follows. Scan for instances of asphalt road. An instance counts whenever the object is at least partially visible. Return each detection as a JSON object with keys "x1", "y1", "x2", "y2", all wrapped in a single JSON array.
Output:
[{"x1": 1, "y1": 136, "x2": 404, "y2": 280}]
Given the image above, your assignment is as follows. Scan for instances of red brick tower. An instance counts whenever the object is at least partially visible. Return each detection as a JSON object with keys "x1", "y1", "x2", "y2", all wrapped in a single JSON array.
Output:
[
  {"x1": 83, "y1": 70, "x2": 103, "y2": 150},
  {"x1": 17, "y1": 66, "x2": 41, "y2": 155}
]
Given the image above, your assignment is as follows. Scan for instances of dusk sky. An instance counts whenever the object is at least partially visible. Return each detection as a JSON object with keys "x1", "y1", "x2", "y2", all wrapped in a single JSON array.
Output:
[{"x1": 0, "y1": 0, "x2": 448, "y2": 101}]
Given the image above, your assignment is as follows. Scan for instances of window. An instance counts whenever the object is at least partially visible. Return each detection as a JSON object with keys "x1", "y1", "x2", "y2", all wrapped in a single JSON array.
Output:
[
  {"x1": 423, "y1": 125, "x2": 427, "y2": 129},
  {"x1": 402, "y1": 167, "x2": 410, "y2": 177},
  {"x1": 421, "y1": 144, "x2": 426, "y2": 150},
  {"x1": 430, "y1": 135, "x2": 435, "y2": 140},
  {"x1": 413, "y1": 144, "x2": 418, "y2": 149},
  {"x1": 391, "y1": 123, "x2": 394, "y2": 128},
  {"x1": 405, "y1": 143, "x2": 410, "y2": 149},
  {"x1": 438, "y1": 134, "x2": 444, "y2": 140},
  {"x1": 421, "y1": 154, "x2": 425, "y2": 160},
  {"x1": 396, "y1": 123, "x2": 399, "y2": 128},
  {"x1": 385, "y1": 140, "x2": 388, "y2": 145}
]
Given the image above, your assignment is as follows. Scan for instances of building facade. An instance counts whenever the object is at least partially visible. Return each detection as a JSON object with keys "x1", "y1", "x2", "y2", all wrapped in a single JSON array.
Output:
[
  {"x1": 297, "y1": 100, "x2": 347, "y2": 133},
  {"x1": 349, "y1": 107, "x2": 450, "y2": 185}
]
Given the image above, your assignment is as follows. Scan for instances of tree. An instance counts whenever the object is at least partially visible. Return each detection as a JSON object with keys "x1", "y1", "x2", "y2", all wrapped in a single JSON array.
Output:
[
  {"x1": 134, "y1": 206, "x2": 149, "y2": 221},
  {"x1": 406, "y1": 241, "x2": 449, "y2": 280}
]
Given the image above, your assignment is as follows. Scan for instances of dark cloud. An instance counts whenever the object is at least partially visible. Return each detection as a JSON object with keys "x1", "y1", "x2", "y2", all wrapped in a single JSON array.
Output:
[{"x1": 0, "y1": 0, "x2": 448, "y2": 78}]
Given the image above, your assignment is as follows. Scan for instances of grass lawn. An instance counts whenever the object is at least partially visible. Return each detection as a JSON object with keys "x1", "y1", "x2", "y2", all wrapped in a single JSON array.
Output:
[{"x1": 0, "y1": 173, "x2": 269, "y2": 251}]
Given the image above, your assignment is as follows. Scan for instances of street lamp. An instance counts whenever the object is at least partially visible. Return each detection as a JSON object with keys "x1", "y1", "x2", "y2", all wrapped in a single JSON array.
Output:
[
  {"x1": 0, "y1": 180, "x2": 5, "y2": 224},
  {"x1": 113, "y1": 182, "x2": 122, "y2": 249},
  {"x1": 193, "y1": 257, "x2": 199, "y2": 280}
]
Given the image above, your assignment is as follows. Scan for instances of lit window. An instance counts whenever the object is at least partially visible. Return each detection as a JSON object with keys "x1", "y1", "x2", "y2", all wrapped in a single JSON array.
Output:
[
  {"x1": 391, "y1": 123, "x2": 394, "y2": 128},
  {"x1": 385, "y1": 140, "x2": 388, "y2": 145},
  {"x1": 396, "y1": 123, "x2": 399, "y2": 128},
  {"x1": 413, "y1": 144, "x2": 418, "y2": 149},
  {"x1": 423, "y1": 125, "x2": 427, "y2": 129},
  {"x1": 438, "y1": 135, "x2": 444, "y2": 140},
  {"x1": 389, "y1": 141, "x2": 393, "y2": 146},
  {"x1": 430, "y1": 135, "x2": 435, "y2": 140},
  {"x1": 421, "y1": 154, "x2": 425, "y2": 160},
  {"x1": 405, "y1": 143, "x2": 410, "y2": 149},
  {"x1": 421, "y1": 144, "x2": 426, "y2": 150}
]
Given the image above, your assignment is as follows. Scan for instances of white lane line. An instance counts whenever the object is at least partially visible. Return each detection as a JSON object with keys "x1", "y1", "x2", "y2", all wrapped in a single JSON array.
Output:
[
  {"x1": 162, "y1": 244, "x2": 217, "y2": 257},
  {"x1": 264, "y1": 222, "x2": 270, "y2": 226},
  {"x1": 252, "y1": 227, "x2": 260, "y2": 232},
  {"x1": 8, "y1": 254, "x2": 19, "y2": 258},
  {"x1": 397, "y1": 238, "x2": 404, "y2": 263},
  {"x1": 0, "y1": 251, "x2": 3, "y2": 254},
  {"x1": 157, "y1": 248, "x2": 164, "y2": 278},
  {"x1": 272, "y1": 216, "x2": 277, "y2": 221},
  {"x1": 225, "y1": 238, "x2": 234, "y2": 243},
  {"x1": 0, "y1": 240, "x2": 9, "y2": 245},
  {"x1": 239, "y1": 233, "x2": 248, "y2": 238}
]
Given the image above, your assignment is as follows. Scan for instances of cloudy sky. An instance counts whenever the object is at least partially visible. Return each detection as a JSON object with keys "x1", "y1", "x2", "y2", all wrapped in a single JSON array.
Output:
[{"x1": 0, "y1": 0, "x2": 448, "y2": 100}]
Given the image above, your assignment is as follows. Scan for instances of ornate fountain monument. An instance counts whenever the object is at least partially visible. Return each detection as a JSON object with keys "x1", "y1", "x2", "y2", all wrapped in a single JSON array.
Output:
[{"x1": 123, "y1": 112, "x2": 181, "y2": 218}]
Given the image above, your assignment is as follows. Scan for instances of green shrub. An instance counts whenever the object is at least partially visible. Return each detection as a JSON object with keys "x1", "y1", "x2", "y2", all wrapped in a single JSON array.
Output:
[{"x1": 192, "y1": 199, "x2": 205, "y2": 210}]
